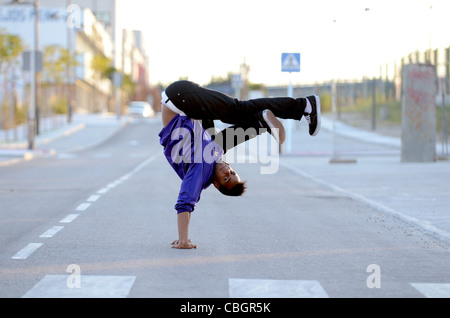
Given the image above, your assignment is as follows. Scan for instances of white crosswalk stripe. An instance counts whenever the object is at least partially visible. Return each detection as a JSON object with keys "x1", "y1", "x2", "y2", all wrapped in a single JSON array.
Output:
[
  {"x1": 229, "y1": 278, "x2": 329, "y2": 298},
  {"x1": 22, "y1": 275, "x2": 136, "y2": 298},
  {"x1": 410, "y1": 283, "x2": 450, "y2": 298},
  {"x1": 21, "y1": 275, "x2": 450, "y2": 298}
]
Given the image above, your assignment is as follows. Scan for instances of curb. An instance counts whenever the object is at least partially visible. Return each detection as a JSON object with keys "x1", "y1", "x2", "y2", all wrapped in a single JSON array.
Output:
[
  {"x1": 0, "y1": 148, "x2": 47, "y2": 167},
  {"x1": 280, "y1": 161, "x2": 450, "y2": 246}
]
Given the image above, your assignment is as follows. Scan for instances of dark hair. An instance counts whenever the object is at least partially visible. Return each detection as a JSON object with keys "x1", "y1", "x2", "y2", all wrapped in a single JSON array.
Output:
[{"x1": 218, "y1": 181, "x2": 247, "y2": 197}]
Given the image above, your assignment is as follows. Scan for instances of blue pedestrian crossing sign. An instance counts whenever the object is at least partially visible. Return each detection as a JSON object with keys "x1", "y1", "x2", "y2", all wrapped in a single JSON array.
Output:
[{"x1": 281, "y1": 53, "x2": 301, "y2": 72}]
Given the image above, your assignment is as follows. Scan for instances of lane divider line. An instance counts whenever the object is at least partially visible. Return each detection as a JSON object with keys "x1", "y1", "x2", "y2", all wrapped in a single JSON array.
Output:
[
  {"x1": 60, "y1": 214, "x2": 80, "y2": 223},
  {"x1": 39, "y1": 226, "x2": 64, "y2": 238},
  {"x1": 75, "y1": 203, "x2": 91, "y2": 211},
  {"x1": 97, "y1": 187, "x2": 109, "y2": 194},
  {"x1": 87, "y1": 195, "x2": 101, "y2": 202},
  {"x1": 11, "y1": 154, "x2": 158, "y2": 260},
  {"x1": 12, "y1": 243, "x2": 43, "y2": 260}
]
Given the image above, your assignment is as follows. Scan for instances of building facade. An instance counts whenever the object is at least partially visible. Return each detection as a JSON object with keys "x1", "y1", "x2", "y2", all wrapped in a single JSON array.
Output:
[{"x1": 0, "y1": 0, "x2": 150, "y2": 118}]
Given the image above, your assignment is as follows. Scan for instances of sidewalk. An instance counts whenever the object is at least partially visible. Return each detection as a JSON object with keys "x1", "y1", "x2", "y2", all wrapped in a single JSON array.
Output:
[
  {"x1": 0, "y1": 113, "x2": 129, "y2": 166},
  {"x1": 281, "y1": 116, "x2": 450, "y2": 246}
]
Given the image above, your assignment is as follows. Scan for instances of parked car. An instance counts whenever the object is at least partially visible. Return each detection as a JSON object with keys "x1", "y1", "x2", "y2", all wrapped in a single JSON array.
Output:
[{"x1": 127, "y1": 101, "x2": 154, "y2": 118}]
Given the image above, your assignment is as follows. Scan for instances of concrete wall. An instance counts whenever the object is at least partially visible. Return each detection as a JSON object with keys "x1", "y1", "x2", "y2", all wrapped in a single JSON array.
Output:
[{"x1": 401, "y1": 64, "x2": 437, "y2": 162}]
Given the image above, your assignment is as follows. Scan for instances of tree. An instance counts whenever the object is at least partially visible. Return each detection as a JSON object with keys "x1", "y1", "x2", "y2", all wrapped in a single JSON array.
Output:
[
  {"x1": 0, "y1": 31, "x2": 24, "y2": 140},
  {"x1": 42, "y1": 45, "x2": 79, "y2": 114},
  {"x1": 120, "y1": 73, "x2": 136, "y2": 105},
  {"x1": 90, "y1": 54, "x2": 112, "y2": 112},
  {"x1": 90, "y1": 54, "x2": 111, "y2": 80}
]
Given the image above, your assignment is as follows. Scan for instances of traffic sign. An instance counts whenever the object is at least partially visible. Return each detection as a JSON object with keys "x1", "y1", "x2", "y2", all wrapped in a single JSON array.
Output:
[
  {"x1": 232, "y1": 74, "x2": 242, "y2": 87},
  {"x1": 281, "y1": 53, "x2": 300, "y2": 72}
]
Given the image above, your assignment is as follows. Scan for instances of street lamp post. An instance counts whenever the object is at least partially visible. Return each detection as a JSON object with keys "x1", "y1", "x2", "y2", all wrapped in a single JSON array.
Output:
[
  {"x1": 31, "y1": 0, "x2": 39, "y2": 150},
  {"x1": 67, "y1": 0, "x2": 73, "y2": 124}
]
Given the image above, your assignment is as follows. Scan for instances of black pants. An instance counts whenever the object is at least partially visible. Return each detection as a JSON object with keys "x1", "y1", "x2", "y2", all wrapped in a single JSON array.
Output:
[{"x1": 164, "y1": 80, "x2": 307, "y2": 152}]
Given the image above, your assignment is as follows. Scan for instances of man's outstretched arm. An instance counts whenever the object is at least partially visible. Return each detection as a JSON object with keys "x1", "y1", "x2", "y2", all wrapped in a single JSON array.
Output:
[
  {"x1": 172, "y1": 163, "x2": 204, "y2": 249},
  {"x1": 171, "y1": 212, "x2": 197, "y2": 249}
]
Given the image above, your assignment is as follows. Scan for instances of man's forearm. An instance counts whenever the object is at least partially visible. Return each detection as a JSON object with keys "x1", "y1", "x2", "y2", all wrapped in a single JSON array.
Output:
[
  {"x1": 173, "y1": 212, "x2": 196, "y2": 249},
  {"x1": 177, "y1": 212, "x2": 191, "y2": 243}
]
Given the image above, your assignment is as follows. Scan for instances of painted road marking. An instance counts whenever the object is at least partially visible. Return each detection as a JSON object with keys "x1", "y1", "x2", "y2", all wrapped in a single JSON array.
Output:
[
  {"x1": 12, "y1": 243, "x2": 43, "y2": 260},
  {"x1": 411, "y1": 283, "x2": 450, "y2": 298},
  {"x1": 92, "y1": 153, "x2": 112, "y2": 158},
  {"x1": 87, "y1": 195, "x2": 101, "y2": 202},
  {"x1": 39, "y1": 226, "x2": 64, "y2": 238},
  {"x1": 97, "y1": 187, "x2": 110, "y2": 194},
  {"x1": 60, "y1": 214, "x2": 80, "y2": 223},
  {"x1": 229, "y1": 278, "x2": 329, "y2": 298},
  {"x1": 107, "y1": 180, "x2": 122, "y2": 188},
  {"x1": 56, "y1": 153, "x2": 78, "y2": 159},
  {"x1": 76, "y1": 203, "x2": 91, "y2": 211},
  {"x1": 11, "y1": 156, "x2": 158, "y2": 262},
  {"x1": 22, "y1": 275, "x2": 136, "y2": 298}
]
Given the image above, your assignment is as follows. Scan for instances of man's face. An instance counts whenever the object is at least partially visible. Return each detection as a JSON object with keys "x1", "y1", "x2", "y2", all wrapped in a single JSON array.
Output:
[{"x1": 214, "y1": 162, "x2": 241, "y2": 190}]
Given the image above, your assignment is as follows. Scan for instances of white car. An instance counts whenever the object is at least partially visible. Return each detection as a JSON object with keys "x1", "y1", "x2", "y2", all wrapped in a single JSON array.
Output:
[{"x1": 127, "y1": 101, "x2": 154, "y2": 118}]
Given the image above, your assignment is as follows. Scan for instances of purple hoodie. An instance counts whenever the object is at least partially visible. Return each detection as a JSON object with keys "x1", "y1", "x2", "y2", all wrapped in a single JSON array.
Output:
[{"x1": 159, "y1": 115, "x2": 223, "y2": 214}]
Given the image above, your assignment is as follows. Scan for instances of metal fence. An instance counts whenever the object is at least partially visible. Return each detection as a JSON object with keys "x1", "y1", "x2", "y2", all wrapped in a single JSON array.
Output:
[{"x1": 266, "y1": 47, "x2": 450, "y2": 159}]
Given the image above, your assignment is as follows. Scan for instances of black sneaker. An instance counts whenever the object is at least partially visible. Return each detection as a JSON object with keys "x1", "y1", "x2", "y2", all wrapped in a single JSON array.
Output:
[
  {"x1": 257, "y1": 109, "x2": 286, "y2": 144},
  {"x1": 305, "y1": 95, "x2": 321, "y2": 136}
]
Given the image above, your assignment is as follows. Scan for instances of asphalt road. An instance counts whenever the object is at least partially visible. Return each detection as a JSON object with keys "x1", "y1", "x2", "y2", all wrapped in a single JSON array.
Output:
[{"x1": 1, "y1": 118, "x2": 449, "y2": 300}]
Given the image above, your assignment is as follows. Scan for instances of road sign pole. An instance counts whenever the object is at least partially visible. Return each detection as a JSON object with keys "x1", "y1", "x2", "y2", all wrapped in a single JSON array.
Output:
[
  {"x1": 281, "y1": 53, "x2": 301, "y2": 155},
  {"x1": 285, "y1": 74, "x2": 293, "y2": 154}
]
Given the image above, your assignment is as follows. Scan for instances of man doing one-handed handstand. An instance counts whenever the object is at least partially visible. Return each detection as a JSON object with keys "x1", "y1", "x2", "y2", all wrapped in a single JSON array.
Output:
[{"x1": 159, "y1": 80, "x2": 320, "y2": 249}]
